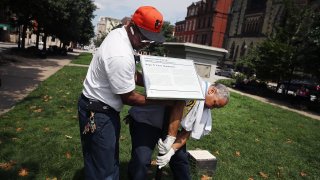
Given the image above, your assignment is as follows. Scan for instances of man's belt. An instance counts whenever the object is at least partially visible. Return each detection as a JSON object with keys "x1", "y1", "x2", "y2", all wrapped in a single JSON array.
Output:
[{"x1": 81, "y1": 93, "x2": 117, "y2": 113}]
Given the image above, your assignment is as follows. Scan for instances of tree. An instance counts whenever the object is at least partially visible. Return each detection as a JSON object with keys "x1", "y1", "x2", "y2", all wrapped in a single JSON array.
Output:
[
  {"x1": 146, "y1": 21, "x2": 176, "y2": 56},
  {"x1": 4, "y1": 0, "x2": 96, "y2": 49},
  {"x1": 93, "y1": 33, "x2": 107, "y2": 47},
  {"x1": 6, "y1": 0, "x2": 41, "y2": 49},
  {"x1": 236, "y1": 1, "x2": 319, "y2": 86},
  {"x1": 300, "y1": 11, "x2": 320, "y2": 79},
  {"x1": 40, "y1": 0, "x2": 96, "y2": 47},
  {"x1": 93, "y1": 23, "x2": 122, "y2": 47}
]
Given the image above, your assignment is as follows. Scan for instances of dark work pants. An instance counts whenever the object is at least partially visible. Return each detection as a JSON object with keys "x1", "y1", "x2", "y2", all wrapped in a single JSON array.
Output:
[
  {"x1": 78, "y1": 96, "x2": 120, "y2": 180},
  {"x1": 128, "y1": 120, "x2": 191, "y2": 180}
]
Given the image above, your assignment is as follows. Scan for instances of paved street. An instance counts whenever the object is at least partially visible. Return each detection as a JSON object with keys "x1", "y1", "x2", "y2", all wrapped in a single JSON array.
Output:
[
  {"x1": 0, "y1": 44, "x2": 79, "y2": 115},
  {"x1": 0, "y1": 42, "x2": 17, "y2": 52}
]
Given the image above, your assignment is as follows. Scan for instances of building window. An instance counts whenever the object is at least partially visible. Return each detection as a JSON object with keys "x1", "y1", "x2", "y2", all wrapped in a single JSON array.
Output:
[
  {"x1": 201, "y1": 34, "x2": 207, "y2": 45},
  {"x1": 234, "y1": 46, "x2": 239, "y2": 61},
  {"x1": 240, "y1": 42, "x2": 247, "y2": 57},
  {"x1": 229, "y1": 42, "x2": 235, "y2": 60},
  {"x1": 186, "y1": 21, "x2": 189, "y2": 31},
  {"x1": 193, "y1": 20, "x2": 196, "y2": 30},
  {"x1": 207, "y1": 17, "x2": 212, "y2": 28}
]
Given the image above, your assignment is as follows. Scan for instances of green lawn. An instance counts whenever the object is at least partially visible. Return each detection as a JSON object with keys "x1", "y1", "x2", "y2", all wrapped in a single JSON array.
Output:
[
  {"x1": 0, "y1": 54, "x2": 319, "y2": 179},
  {"x1": 71, "y1": 52, "x2": 92, "y2": 65}
]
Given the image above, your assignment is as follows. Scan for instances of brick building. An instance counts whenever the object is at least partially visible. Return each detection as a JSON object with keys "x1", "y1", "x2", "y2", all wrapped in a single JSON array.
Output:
[
  {"x1": 224, "y1": 0, "x2": 320, "y2": 66},
  {"x1": 174, "y1": 0, "x2": 233, "y2": 48}
]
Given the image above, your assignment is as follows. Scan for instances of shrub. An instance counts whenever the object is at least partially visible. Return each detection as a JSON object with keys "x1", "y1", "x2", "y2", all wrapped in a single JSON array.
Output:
[
  {"x1": 216, "y1": 79, "x2": 235, "y2": 87},
  {"x1": 233, "y1": 72, "x2": 246, "y2": 84}
]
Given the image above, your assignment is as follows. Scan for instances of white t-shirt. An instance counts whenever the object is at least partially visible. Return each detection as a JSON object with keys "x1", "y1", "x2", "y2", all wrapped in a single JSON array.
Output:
[{"x1": 82, "y1": 27, "x2": 136, "y2": 112}]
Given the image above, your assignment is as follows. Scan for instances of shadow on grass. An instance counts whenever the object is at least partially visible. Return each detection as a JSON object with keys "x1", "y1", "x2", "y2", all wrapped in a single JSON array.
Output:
[
  {"x1": 72, "y1": 162, "x2": 174, "y2": 180},
  {"x1": 72, "y1": 167, "x2": 84, "y2": 180},
  {"x1": 72, "y1": 162, "x2": 130, "y2": 180},
  {"x1": 0, "y1": 129, "x2": 39, "y2": 179},
  {"x1": 0, "y1": 162, "x2": 40, "y2": 180}
]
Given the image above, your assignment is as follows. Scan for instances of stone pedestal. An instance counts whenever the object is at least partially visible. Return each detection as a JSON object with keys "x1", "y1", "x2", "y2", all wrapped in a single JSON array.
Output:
[{"x1": 164, "y1": 42, "x2": 228, "y2": 82}]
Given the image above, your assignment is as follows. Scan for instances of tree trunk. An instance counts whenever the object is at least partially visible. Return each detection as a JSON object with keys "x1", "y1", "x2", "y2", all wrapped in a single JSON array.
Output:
[
  {"x1": 21, "y1": 24, "x2": 27, "y2": 49},
  {"x1": 285, "y1": 67, "x2": 295, "y2": 95},
  {"x1": 18, "y1": 25, "x2": 21, "y2": 49},
  {"x1": 36, "y1": 30, "x2": 40, "y2": 49},
  {"x1": 43, "y1": 33, "x2": 47, "y2": 51}
]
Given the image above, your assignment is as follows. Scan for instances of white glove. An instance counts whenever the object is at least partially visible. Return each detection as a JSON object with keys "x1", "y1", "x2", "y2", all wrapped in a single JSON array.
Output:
[
  {"x1": 158, "y1": 135, "x2": 176, "y2": 154},
  {"x1": 156, "y1": 148, "x2": 175, "y2": 169}
]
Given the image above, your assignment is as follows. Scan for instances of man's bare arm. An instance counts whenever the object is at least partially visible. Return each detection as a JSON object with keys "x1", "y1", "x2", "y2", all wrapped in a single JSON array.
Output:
[
  {"x1": 172, "y1": 129, "x2": 191, "y2": 150},
  {"x1": 167, "y1": 100, "x2": 185, "y2": 137},
  {"x1": 157, "y1": 100, "x2": 185, "y2": 153},
  {"x1": 120, "y1": 91, "x2": 174, "y2": 107}
]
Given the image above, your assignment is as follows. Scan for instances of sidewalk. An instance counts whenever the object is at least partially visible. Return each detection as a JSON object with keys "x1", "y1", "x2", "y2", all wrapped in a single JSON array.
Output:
[{"x1": 0, "y1": 52, "x2": 79, "y2": 115}]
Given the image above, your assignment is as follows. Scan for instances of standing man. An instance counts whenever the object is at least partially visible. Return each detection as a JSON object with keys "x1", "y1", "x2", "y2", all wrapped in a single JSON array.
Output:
[
  {"x1": 127, "y1": 81, "x2": 230, "y2": 180},
  {"x1": 78, "y1": 6, "x2": 169, "y2": 180}
]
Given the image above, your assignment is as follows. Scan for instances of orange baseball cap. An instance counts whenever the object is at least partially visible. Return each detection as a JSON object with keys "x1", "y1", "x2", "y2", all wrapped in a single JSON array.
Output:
[{"x1": 132, "y1": 6, "x2": 165, "y2": 43}]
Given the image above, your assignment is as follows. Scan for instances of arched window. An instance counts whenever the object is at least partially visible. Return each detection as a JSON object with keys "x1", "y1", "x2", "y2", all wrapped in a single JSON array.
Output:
[
  {"x1": 240, "y1": 42, "x2": 247, "y2": 57},
  {"x1": 229, "y1": 42, "x2": 235, "y2": 60},
  {"x1": 234, "y1": 46, "x2": 239, "y2": 61}
]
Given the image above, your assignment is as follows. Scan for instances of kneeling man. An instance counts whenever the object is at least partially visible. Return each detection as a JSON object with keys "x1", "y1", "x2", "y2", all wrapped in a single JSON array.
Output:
[{"x1": 128, "y1": 80, "x2": 229, "y2": 180}]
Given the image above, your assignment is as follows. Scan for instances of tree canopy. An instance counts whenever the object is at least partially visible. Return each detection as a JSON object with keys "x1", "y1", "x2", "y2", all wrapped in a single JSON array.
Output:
[
  {"x1": 236, "y1": 1, "x2": 320, "y2": 83},
  {"x1": 5, "y1": 0, "x2": 96, "y2": 48},
  {"x1": 147, "y1": 21, "x2": 176, "y2": 56}
]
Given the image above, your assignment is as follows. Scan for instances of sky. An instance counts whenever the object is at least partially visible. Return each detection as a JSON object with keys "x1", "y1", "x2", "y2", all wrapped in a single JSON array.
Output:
[{"x1": 92, "y1": 0, "x2": 196, "y2": 27}]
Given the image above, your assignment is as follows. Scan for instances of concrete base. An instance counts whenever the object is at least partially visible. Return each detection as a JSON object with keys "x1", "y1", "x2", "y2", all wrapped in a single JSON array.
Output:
[
  {"x1": 164, "y1": 42, "x2": 228, "y2": 83},
  {"x1": 188, "y1": 150, "x2": 217, "y2": 176}
]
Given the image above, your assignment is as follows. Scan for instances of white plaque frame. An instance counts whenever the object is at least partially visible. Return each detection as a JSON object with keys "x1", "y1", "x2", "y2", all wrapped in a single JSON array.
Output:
[{"x1": 140, "y1": 55, "x2": 205, "y2": 100}]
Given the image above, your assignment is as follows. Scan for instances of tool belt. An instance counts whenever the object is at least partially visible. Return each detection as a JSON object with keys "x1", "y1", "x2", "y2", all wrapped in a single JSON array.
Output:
[{"x1": 81, "y1": 93, "x2": 117, "y2": 113}]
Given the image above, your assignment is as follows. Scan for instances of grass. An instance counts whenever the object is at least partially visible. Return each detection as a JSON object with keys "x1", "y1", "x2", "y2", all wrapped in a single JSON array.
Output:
[
  {"x1": 70, "y1": 53, "x2": 92, "y2": 65},
  {"x1": 0, "y1": 53, "x2": 319, "y2": 179}
]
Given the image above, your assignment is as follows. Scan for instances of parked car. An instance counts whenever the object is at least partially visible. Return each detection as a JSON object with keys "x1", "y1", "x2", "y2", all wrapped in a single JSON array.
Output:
[
  {"x1": 83, "y1": 46, "x2": 89, "y2": 50},
  {"x1": 215, "y1": 66, "x2": 221, "y2": 75},
  {"x1": 276, "y1": 79, "x2": 319, "y2": 99},
  {"x1": 218, "y1": 68, "x2": 235, "y2": 78}
]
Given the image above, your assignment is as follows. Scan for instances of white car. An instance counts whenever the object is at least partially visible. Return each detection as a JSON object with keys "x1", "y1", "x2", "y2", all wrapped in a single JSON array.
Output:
[
  {"x1": 83, "y1": 46, "x2": 90, "y2": 50},
  {"x1": 215, "y1": 67, "x2": 221, "y2": 75}
]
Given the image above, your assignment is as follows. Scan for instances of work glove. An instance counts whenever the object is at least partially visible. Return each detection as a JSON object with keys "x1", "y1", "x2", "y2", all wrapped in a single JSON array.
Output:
[
  {"x1": 158, "y1": 135, "x2": 176, "y2": 154},
  {"x1": 156, "y1": 148, "x2": 175, "y2": 169}
]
